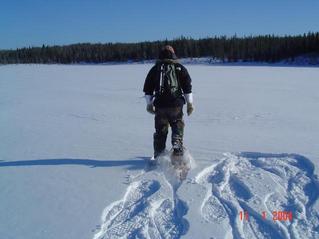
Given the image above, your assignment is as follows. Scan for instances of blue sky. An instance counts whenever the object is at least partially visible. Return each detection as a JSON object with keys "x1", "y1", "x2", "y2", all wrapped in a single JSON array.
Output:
[{"x1": 1, "y1": 0, "x2": 318, "y2": 49}]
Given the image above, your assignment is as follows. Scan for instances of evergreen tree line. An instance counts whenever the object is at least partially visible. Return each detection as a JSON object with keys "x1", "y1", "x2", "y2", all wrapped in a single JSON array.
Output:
[{"x1": 0, "y1": 32, "x2": 318, "y2": 64}]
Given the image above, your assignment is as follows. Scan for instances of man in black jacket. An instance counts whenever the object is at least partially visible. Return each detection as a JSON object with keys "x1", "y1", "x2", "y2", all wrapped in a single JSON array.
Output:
[{"x1": 143, "y1": 45, "x2": 194, "y2": 160}]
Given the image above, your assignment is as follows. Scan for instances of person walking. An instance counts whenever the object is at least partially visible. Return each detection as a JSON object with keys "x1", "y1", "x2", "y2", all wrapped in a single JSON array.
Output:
[{"x1": 143, "y1": 45, "x2": 194, "y2": 161}]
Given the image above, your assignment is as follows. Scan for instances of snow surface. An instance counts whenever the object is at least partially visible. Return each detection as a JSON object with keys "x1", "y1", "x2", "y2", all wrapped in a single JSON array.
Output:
[{"x1": 0, "y1": 64, "x2": 319, "y2": 239}]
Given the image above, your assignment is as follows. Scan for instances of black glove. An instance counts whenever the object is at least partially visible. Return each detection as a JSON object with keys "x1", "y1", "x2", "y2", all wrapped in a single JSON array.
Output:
[{"x1": 187, "y1": 103, "x2": 194, "y2": 116}]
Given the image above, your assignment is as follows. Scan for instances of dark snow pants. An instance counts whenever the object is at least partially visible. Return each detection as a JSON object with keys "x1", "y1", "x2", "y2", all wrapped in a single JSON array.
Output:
[{"x1": 153, "y1": 106, "x2": 184, "y2": 156}]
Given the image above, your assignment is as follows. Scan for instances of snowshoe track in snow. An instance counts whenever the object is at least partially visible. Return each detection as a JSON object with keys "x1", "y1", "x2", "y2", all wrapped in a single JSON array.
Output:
[
  {"x1": 94, "y1": 178, "x2": 189, "y2": 239},
  {"x1": 93, "y1": 151, "x2": 193, "y2": 239},
  {"x1": 94, "y1": 151, "x2": 318, "y2": 239},
  {"x1": 196, "y1": 152, "x2": 319, "y2": 239}
]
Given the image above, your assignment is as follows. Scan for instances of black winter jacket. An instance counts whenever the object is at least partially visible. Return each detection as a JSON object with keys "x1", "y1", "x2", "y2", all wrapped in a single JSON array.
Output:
[{"x1": 143, "y1": 61, "x2": 192, "y2": 108}]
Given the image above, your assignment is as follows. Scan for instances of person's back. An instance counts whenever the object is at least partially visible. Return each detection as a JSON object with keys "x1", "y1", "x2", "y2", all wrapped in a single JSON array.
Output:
[{"x1": 143, "y1": 45, "x2": 194, "y2": 160}]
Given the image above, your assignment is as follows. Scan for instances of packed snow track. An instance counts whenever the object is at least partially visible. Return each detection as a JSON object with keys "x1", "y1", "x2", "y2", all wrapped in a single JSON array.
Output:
[{"x1": 94, "y1": 152, "x2": 319, "y2": 239}]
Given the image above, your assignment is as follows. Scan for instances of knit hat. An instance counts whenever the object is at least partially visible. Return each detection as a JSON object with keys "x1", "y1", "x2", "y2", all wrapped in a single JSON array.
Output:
[{"x1": 159, "y1": 45, "x2": 177, "y2": 60}]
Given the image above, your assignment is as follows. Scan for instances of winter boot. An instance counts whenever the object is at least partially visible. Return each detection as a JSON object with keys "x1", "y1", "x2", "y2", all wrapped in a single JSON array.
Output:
[{"x1": 172, "y1": 143, "x2": 183, "y2": 156}]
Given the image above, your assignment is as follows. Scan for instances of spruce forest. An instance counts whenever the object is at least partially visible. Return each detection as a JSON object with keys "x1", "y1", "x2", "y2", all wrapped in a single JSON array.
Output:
[{"x1": 0, "y1": 33, "x2": 318, "y2": 64}]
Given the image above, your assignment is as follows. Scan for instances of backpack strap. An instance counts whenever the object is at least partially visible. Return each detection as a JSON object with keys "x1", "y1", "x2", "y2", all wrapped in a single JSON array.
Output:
[
  {"x1": 174, "y1": 64, "x2": 183, "y2": 94},
  {"x1": 159, "y1": 63, "x2": 165, "y2": 94}
]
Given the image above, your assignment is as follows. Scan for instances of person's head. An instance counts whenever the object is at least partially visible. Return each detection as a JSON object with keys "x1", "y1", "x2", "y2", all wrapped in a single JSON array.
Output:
[{"x1": 159, "y1": 45, "x2": 177, "y2": 60}]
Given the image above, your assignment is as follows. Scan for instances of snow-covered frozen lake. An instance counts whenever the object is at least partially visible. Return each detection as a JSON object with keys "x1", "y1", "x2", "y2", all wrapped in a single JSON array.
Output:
[{"x1": 0, "y1": 64, "x2": 318, "y2": 239}]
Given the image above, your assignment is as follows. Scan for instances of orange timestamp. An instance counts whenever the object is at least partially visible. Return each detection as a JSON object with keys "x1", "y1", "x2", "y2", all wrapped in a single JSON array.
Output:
[{"x1": 239, "y1": 211, "x2": 293, "y2": 221}]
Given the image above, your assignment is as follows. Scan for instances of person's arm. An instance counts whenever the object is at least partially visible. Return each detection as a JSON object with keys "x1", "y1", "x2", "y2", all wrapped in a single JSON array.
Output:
[
  {"x1": 143, "y1": 65, "x2": 158, "y2": 94},
  {"x1": 179, "y1": 65, "x2": 192, "y2": 95},
  {"x1": 179, "y1": 65, "x2": 194, "y2": 115},
  {"x1": 143, "y1": 66, "x2": 157, "y2": 114}
]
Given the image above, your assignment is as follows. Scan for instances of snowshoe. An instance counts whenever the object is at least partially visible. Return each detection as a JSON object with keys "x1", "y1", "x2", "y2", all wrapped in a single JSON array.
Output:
[
  {"x1": 171, "y1": 153, "x2": 182, "y2": 166},
  {"x1": 148, "y1": 149, "x2": 166, "y2": 167},
  {"x1": 148, "y1": 155, "x2": 159, "y2": 166}
]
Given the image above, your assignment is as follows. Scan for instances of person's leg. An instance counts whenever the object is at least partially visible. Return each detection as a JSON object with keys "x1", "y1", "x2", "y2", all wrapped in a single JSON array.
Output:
[
  {"x1": 168, "y1": 106, "x2": 184, "y2": 155},
  {"x1": 153, "y1": 108, "x2": 169, "y2": 157}
]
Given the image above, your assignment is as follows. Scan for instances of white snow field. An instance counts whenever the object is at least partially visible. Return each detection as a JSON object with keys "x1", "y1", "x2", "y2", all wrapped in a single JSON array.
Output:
[{"x1": 0, "y1": 64, "x2": 319, "y2": 239}]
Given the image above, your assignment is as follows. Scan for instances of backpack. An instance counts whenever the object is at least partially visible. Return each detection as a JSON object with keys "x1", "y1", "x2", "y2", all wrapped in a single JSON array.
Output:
[{"x1": 156, "y1": 63, "x2": 183, "y2": 100}]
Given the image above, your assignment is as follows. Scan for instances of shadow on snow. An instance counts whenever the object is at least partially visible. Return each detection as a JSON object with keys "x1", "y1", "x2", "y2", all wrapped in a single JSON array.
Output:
[{"x1": 0, "y1": 157, "x2": 149, "y2": 170}]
